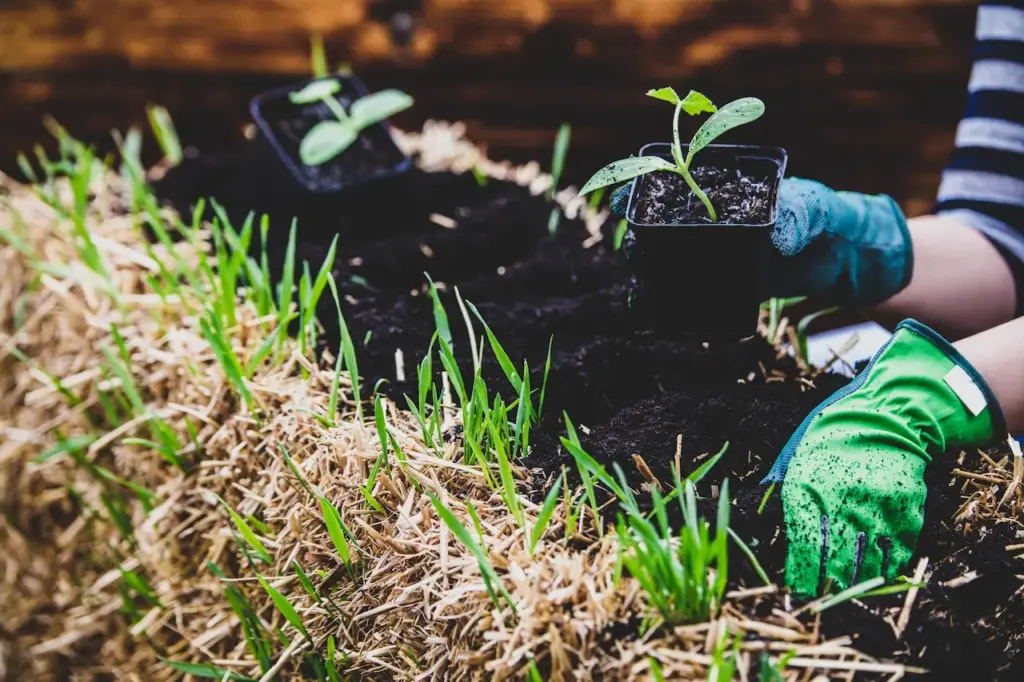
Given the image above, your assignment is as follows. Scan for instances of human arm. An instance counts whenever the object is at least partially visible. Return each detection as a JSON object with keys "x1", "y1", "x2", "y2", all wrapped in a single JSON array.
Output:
[{"x1": 868, "y1": 214, "x2": 1016, "y2": 340}]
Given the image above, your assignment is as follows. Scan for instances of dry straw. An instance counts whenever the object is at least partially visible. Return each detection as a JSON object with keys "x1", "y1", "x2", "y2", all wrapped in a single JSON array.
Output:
[{"x1": 1, "y1": 119, "x2": 1001, "y2": 681}]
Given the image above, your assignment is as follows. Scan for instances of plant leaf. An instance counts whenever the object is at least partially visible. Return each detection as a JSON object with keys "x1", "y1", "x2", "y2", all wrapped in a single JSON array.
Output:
[
  {"x1": 160, "y1": 658, "x2": 256, "y2": 680},
  {"x1": 579, "y1": 156, "x2": 677, "y2": 196},
  {"x1": 319, "y1": 496, "x2": 353, "y2": 566},
  {"x1": 349, "y1": 90, "x2": 414, "y2": 129},
  {"x1": 680, "y1": 90, "x2": 717, "y2": 115},
  {"x1": 289, "y1": 79, "x2": 341, "y2": 104},
  {"x1": 213, "y1": 494, "x2": 272, "y2": 563},
  {"x1": 299, "y1": 121, "x2": 358, "y2": 166},
  {"x1": 647, "y1": 87, "x2": 682, "y2": 105},
  {"x1": 257, "y1": 576, "x2": 311, "y2": 642},
  {"x1": 647, "y1": 88, "x2": 716, "y2": 115},
  {"x1": 529, "y1": 474, "x2": 563, "y2": 552},
  {"x1": 686, "y1": 97, "x2": 765, "y2": 167}
]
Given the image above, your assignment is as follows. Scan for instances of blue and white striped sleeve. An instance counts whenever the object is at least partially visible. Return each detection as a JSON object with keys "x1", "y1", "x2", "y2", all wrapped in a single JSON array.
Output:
[{"x1": 934, "y1": 1, "x2": 1024, "y2": 312}]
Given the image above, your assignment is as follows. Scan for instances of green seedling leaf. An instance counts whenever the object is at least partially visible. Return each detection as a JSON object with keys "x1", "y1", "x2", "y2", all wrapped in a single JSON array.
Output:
[
  {"x1": 326, "y1": 636, "x2": 342, "y2": 682},
  {"x1": 810, "y1": 575, "x2": 886, "y2": 613},
  {"x1": 34, "y1": 435, "x2": 96, "y2": 464},
  {"x1": 795, "y1": 306, "x2": 840, "y2": 365},
  {"x1": 647, "y1": 86, "x2": 682, "y2": 105},
  {"x1": 293, "y1": 561, "x2": 324, "y2": 606},
  {"x1": 613, "y1": 219, "x2": 628, "y2": 251},
  {"x1": 579, "y1": 156, "x2": 677, "y2": 196},
  {"x1": 549, "y1": 123, "x2": 571, "y2": 194},
  {"x1": 290, "y1": 78, "x2": 342, "y2": 105},
  {"x1": 686, "y1": 441, "x2": 729, "y2": 486},
  {"x1": 146, "y1": 105, "x2": 183, "y2": 165},
  {"x1": 349, "y1": 90, "x2": 414, "y2": 128},
  {"x1": 538, "y1": 335, "x2": 554, "y2": 417},
  {"x1": 424, "y1": 273, "x2": 452, "y2": 346},
  {"x1": 429, "y1": 493, "x2": 515, "y2": 610},
  {"x1": 258, "y1": 576, "x2": 311, "y2": 643},
  {"x1": 160, "y1": 658, "x2": 257, "y2": 680},
  {"x1": 680, "y1": 90, "x2": 716, "y2": 115},
  {"x1": 212, "y1": 494, "x2": 271, "y2": 563},
  {"x1": 280, "y1": 445, "x2": 316, "y2": 500},
  {"x1": 310, "y1": 34, "x2": 328, "y2": 77},
  {"x1": 685, "y1": 97, "x2": 765, "y2": 167},
  {"x1": 327, "y1": 273, "x2": 361, "y2": 419},
  {"x1": 466, "y1": 301, "x2": 521, "y2": 392},
  {"x1": 647, "y1": 88, "x2": 716, "y2": 115},
  {"x1": 300, "y1": 121, "x2": 358, "y2": 166},
  {"x1": 727, "y1": 527, "x2": 771, "y2": 586},
  {"x1": 757, "y1": 481, "x2": 776, "y2": 515},
  {"x1": 529, "y1": 473, "x2": 563, "y2": 553},
  {"x1": 319, "y1": 495, "x2": 353, "y2": 567}
]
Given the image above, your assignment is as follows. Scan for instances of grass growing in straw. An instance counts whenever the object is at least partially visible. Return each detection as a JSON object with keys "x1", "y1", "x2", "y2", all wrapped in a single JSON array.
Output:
[{"x1": 1, "y1": 111, "x2": 930, "y2": 682}]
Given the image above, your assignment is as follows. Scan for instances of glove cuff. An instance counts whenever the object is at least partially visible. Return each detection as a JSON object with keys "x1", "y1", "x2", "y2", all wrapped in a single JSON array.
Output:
[
  {"x1": 833, "y1": 191, "x2": 913, "y2": 307},
  {"x1": 895, "y1": 319, "x2": 1007, "y2": 445}
]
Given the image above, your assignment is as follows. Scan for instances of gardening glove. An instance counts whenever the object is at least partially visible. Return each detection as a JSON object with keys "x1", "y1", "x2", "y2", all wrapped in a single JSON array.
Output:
[
  {"x1": 761, "y1": 319, "x2": 1006, "y2": 598},
  {"x1": 608, "y1": 177, "x2": 912, "y2": 307}
]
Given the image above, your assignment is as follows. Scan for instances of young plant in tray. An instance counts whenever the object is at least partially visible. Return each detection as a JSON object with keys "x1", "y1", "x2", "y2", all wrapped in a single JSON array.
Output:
[
  {"x1": 287, "y1": 78, "x2": 413, "y2": 166},
  {"x1": 250, "y1": 56, "x2": 414, "y2": 194},
  {"x1": 579, "y1": 88, "x2": 765, "y2": 221}
]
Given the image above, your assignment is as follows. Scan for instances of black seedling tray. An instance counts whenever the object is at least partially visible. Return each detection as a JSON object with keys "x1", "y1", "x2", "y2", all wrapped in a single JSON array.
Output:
[{"x1": 250, "y1": 72, "x2": 413, "y2": 195}]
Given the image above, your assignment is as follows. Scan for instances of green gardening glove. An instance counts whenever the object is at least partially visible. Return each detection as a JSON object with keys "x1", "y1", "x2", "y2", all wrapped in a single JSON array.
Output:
[
  {"x1": 609, "y1": 177, "x2": 912, "y2": 307},
  {"x1": 761, "y1": 319, "x2": 1006, "y2": 597}
]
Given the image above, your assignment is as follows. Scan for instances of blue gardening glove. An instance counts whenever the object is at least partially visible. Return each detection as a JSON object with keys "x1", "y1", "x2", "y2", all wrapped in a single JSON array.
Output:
[{"x1": 609, "y1": 177, "x2": 913, "y2": 307}]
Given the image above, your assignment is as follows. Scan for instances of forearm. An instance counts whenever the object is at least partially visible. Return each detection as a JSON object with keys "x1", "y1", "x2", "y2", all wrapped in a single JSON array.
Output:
[
  {"x1": 868, "y1": 214, "x2": 1017, "y2": 341},
  {"x1": 954, "y1": 315, "x2": 1024, "y2": 434},
  {"x1": 877, "y1": 1, "x2": 1024, "y2": 340}
]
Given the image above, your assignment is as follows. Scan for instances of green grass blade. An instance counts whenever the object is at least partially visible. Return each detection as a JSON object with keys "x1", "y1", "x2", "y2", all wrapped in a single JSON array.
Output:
[
  {"x1": 529, "y1": 473, "x2": 563, "y2": 553},
  {"x1": 549, "y1": 123, "x2": 571, "y2": 198},
  {"x1": 258, "y1": 576, "x2": 311, "y2": 643},
  {"x1": 466, "y1": 301, "x2": 521, "y2": 392},
  {"x1": 160, "y1": 658, "x2": 256, "y2": 681},
  {"x1": 146, "y1": 105, "x2": 183, "y2": 165},
  {"x1": 686, "y1": 441, "x2": 729, "y2": 486},
  {"x1": 293, "y1": 560, "x2": 325, "y2": 606},
  {"x1": 810, "y1": 576, "x2": 886, "y2": 613},
  {"x1": 213, "y1": 494, "x2": 272, "y2": 563},
  {"x1": 424, "y1": 273, "x2": 452, "y2": 346},
  {"x1": 319, "y1": 495, "x2": 353, "y2": 567},
  {"x1": 726, "y1": 527, "x2": 771, "y2": 586},
  {"x1": 429, "y1": 493, "x2": 514, "y2": 610},
  {"x1": 538, "y1": 335, "x2": 554, "y2": 417},
  {"x1": 327, "y1": 273, "x2": 361, "y2": 419}
]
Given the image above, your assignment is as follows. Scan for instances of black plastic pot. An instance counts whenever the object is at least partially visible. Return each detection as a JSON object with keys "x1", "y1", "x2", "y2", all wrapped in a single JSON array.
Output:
[
  {"x1": 250, "y1": 72, "x2": 413, "y2": 193},
  {"x1": 621, "y1": 142, "x2": 787, "y2": 339}
]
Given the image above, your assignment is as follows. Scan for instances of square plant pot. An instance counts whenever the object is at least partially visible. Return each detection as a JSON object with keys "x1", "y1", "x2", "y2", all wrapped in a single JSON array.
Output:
[
  {"x1": 250, "y1": 72, "x2": 414, "y2": 196},
  {"x1": 621, "y1": 142, "x2": 787, "y2": 339}
]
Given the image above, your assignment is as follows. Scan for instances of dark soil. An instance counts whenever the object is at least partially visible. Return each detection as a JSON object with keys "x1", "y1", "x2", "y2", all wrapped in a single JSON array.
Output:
[
  {"x1": 253, "y1": 80, "x2": 408, "y2": 193},
  {"x1": 154, "y1": 142, "x2": 1024, "y2": 680},
  {"x1": 633, "y1": 164, "x2": 773, "y2": 225}
]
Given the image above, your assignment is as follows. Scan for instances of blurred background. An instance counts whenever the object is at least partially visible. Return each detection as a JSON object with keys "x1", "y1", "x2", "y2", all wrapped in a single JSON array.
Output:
[{"x1": 1, "y1": 0, "x2": 980, "y2": 216}]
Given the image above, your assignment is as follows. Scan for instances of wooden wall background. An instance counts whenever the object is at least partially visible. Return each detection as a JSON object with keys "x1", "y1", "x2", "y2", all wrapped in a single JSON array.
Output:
[{"x1": 1, "y1": 0, "x2": 981, "y2": 214}]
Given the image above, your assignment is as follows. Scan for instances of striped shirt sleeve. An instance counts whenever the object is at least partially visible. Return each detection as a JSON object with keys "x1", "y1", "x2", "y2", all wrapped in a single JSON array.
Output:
[{"x1": 934, "y1": 2, "x2": 1024, "y2": 279}]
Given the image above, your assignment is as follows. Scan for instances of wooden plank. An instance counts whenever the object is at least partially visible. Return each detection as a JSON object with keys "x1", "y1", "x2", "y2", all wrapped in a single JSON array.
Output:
[{"x1": 0, "y1": 0, "x2": 980, "y2": 214}]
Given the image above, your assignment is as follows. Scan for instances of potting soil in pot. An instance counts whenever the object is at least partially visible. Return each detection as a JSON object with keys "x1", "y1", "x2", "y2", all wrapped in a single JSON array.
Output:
[
  {"x1": 634, "y1": 165, "x2": 773, "y2": 225},
  {"x1": 156, "y1": 139, "x2": 1024, "y2": 680}
]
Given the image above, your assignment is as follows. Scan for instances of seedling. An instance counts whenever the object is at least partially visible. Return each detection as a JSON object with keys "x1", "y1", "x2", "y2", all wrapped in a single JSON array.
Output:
[
  {"x1": 578, "y1": 88, "x2": 765, "y2": 221},
  {"x1": 287, "y1": 78, "x2": 413, "y2": 166}
]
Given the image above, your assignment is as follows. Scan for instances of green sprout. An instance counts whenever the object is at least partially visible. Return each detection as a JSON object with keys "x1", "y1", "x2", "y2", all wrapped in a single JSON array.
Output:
[
  {"x1": 289, "y1": 78, "x2": 413, "y2": 166},
  {"x1": 578, "y1": 88, "x2": 765, "y2": 221}
]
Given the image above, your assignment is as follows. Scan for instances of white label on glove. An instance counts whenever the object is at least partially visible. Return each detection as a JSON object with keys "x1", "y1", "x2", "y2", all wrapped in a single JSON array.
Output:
[{"x1": 944, "y1": 365, "x2": 987, "y2": 416}]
